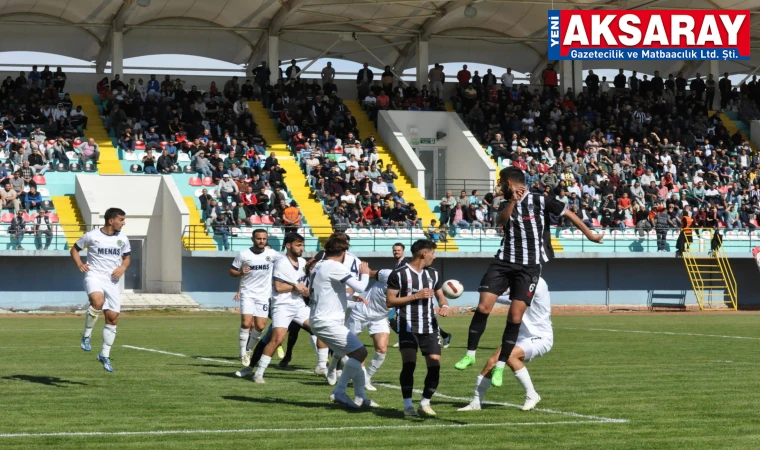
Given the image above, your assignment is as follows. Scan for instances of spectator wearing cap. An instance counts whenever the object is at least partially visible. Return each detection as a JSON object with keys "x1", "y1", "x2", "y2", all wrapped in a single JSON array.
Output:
[
  {"x1": 77, "y1": 138, "x2": 100, "y2": 165},
  {"x1": 217, "y1": 173, "x2": 239, "y2": 205},
  {"x1": 34, "y1": 207, "x2": 54, "y2": 250},
  {"x1": 192, "y1": 150, "x2": 212, "y2": 178}
]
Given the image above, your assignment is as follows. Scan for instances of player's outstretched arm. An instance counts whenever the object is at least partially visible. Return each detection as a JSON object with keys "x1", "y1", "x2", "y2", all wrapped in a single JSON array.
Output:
[
  {"x1": 386, "y1": 287, "x2": 434, "y2": 308},
  {"x1": 229, "y1": 265, "x2": 251, "y2": 278},
  {"x1": 563, "y1": 209, "x2": 604, "y2": 243},
  {"x1": 495, "y1": 186, "x2": 526, "y2": 226},
  {"x1": 434, "y1": 289, "x2": 450, "y2": 317}
]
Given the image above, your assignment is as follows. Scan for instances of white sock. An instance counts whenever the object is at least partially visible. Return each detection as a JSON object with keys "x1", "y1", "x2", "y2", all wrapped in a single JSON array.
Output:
[
  {"x1": 310, "y1": 335, "x2": 318, "y2": 353},
  {"x1": 495, "y1": 361, "x2": 506, "y2": 369},
  {"x1": 101, "y1": 324, "x2": 116, "y2": 357},
  {"x1": 403, "y1": 398, "x2": 413, "y2": 409},
  {"x1": 333, "y1": 357, "x2": 357, "y2": 395},
  {"x1": 328, "y1": 354, "x2": 341, "y2": 371},
  {"x1": 420, "y1": 397, "x2": 430, "y2": 407},
  {"x1": 247, "y1": 328, "x2": 262, "y2": 351},
  {"x1": 477, "y1": 376, "x2": 491, "y2": 403},
  {"x1": 239, "y1": 328, "x2": 250, "y2": 357},
  {"x1": 255, "y1": 355, "x2": 271, "y2": 377},
  {"x1": 317, "y1": 348, "x2": 329, "y2": 369},
  {"x1": 347, "y1": 358, "x2": 365, "y2": 398},
  {"x1": 466, "y1": 350, "x2": 476, "y2": 357},
  {"x1": 514, "y1": 367, "x2": 537, "y2": 397},
  {"x1": 366, "y1": 352, "x2": 386, "y2": 378},
  {"x1": 83, "y1": 306, "x2": 99, "y2": 338}
]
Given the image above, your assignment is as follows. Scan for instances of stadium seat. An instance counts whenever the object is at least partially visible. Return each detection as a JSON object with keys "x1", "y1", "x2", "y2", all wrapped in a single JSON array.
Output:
[
  {"x1": 560, "y1": 229, "x2": 574, "y2": 239},
  {"x1": 49, "y1": 213, "x2": 59, "y2": 223},
  {"x1": 250, "y1": 215, "x2": 262, "y2": 225},
  {"x1": 484, "y1": 228, "x2": 498, "y2": 238},
  {"x1": 738, "y1": 231, "x2": 750, "y2": 240},
  {"x1": 372, "y1": 228, "x2": 384, "y2": 237},
  {"x1": 73, "y1": 138, "x2": 83, "y2": 147},
  {"x1": 623, "y1": 218, "x2": 635, "y2": 228},
  {"x1": 470, "y1": 229, "x2": 483, "y2": 239},
  {"x1": 412, "y1": 228, "x2": 426, "y2": 238},
  {"x1": 84, "y1": 163, "x2": 96, "y2": 172},
  {"x1": 458, "y1": 229, "x2": 472, "y2": 238},
  {"x1": 29, "y1": 213, "x2": 38, "y2": 222},
  {"x1": 33, "y1": 175, "x2": 46, "y2": 185},
  {"x1": 178, "y1": 152, "x2": 191, "y2": 162},
  {"x1": 130, "y1": 164, "x2": 142, "y2": 173},
  {"x1": 384, "y1": 228, "x2": 398, "y2": 237},
  {"x1": 189, "y1": 177, "x2": 202, "y2": 186},
  {"x1": 724, "y1": 231, "x2": 739, "y2": 240},
  {"x1": 1, "y1": 213, "x2": 13, "y2": 223},
  {"x1": 270, "y1": 227, "x2": 284, "y2": 236},
  {"x1": 358, "y1": 228, "x2": 371, "y2": 237},
  {"x1": 202, "y1": 177, "x2": 214, "y2": 186},
  {"x1": 47, "y1": 139, "x2": 56, "y2": 146},
  {"x1": 124, "y1": 152, "x2": 138, "y2": 161},
  {"x1": 346, "y1": 228, "x2": 358, "y2": 238},
  {"x1": 135, "y1": 140, "x2": 146, "y2": 150},
  {"x1": 592, "y1": 218, "x2": 601, "y2": 227},
  {"x1": 159, "y1": 141, "x2": 168, "y2": 150},
  {"x1": 261, "y1": 215, "x2": 274, "y2": 225},
  {"x1": 623, "y1": 229, "x2": 636, "y2": 240},
  {"x1": 573, "y1": 229, "x2": 584, "y2": 239}
]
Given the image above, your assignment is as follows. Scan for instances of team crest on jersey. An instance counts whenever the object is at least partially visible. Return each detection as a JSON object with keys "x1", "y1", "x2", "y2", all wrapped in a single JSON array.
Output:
[
  {"x1": 117, "y1": 240, "x2": 123, "y2": 247},
  {"x1": 532, "y1": 276, "x2": 539, "y2": 283},
  {"x1": 266, "y1": 256, "x2": 272, "y2": 262}
]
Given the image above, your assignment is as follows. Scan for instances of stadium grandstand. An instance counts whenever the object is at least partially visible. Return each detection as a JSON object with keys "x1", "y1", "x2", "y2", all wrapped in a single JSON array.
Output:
[{"x1": 1, "y1": 0, "x2": 760, "y2": 310}]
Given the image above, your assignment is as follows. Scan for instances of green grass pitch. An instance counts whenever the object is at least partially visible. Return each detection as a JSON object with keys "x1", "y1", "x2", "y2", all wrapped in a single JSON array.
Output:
[{"x1": 1, "y1": 313, "x2": 759, "y2": 449}]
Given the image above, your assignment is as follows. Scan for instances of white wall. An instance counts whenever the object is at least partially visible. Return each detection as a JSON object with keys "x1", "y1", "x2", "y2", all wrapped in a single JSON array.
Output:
[
  {"x1": 73, "y1": 174, "x2": 188, "y2": 294},
  {"x1": 377, "y1": 111, "x2": 427, "y2": 197},
  {"x1": 381, "y1": 111, "x2": 495, "y2": 196}
]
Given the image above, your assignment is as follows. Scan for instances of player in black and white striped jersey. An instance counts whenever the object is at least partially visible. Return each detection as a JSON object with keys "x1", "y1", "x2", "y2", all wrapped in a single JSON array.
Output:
[
  {"x1": 386, "y1": 240, "x2": 450, "y2": 417},
  {"x1": 455, "y1": 167, "x2": 602, "y2": 387}
]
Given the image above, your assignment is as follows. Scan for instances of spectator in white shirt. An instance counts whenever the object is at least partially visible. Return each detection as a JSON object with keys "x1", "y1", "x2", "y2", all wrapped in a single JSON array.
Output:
[
  {"x1": 53, "y1": 103, "x2": 67, "y2": 121},
  {"x1": 345, "y1": 155, "x2": 359, "y2": 172},
  {"x1": 501, "y1": 68, "x2": 514, "y2": 88},
  {"x1": 371, "y1": 176, "x2": 389, "y2": 197},
  {"x1": 341, "y1": 192, "x2": 356, "y2": 204},
  {"x1": 600, "y1": 76, "x2": 610, "y2": 93}
]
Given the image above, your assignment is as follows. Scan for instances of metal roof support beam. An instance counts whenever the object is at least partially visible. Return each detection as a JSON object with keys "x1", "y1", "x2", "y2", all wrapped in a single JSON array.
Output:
[
  {"x1": 246, "y1": 31, "x2": 269, "y2": 77},
  {"x1": 290, "y1": 36, "x2": 344, "y2": 80},
  {"x1": 352, "y1": 33, "x2": 408, "y2": 87},
  {"x1": 96, "y1": 0, "x2": 135, "y2": 74},
  {"x1": 247, "y1": 0, "x2": 309, "y2": 79}
]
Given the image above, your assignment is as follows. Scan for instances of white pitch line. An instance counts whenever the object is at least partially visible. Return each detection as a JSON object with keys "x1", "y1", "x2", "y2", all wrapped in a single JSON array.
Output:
[
  {"x1": 559, "y1": 327, "x2": 760, "y2": 341},
  {"x1": 122, "y1": 345, "x2": 628, "y2": 424},
  {"x1": 0, "y1": 421, "x2": 606, "y2": 438}
]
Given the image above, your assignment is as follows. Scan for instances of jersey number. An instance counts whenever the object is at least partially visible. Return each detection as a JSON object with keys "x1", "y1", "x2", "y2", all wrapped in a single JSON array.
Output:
[{"x1": 351, "y1": 260, "x2": 358, "y2": 275}]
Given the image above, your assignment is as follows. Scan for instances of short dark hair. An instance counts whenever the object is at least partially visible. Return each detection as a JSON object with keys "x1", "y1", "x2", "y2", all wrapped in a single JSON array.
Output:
[
  {"x1": 393, "y1": 242, "x2": 405, "y2": 250},
  {"x1": 411, "y1": 239, "x2": 436, "y2": 256},
  {"x1": 104, "y1": 208, "x2": 126, "y2": 224},
  {"x1": 324, "y1": 232, "x2": 350, "y2": 257},
  {"x1": 283, "y1": 232, "x2": 305, "y2": 246},
  {"x1": 500, "y1": 166, "x2": 526, "y2": 185},
  {"x1": 252, "y1": 228, "x2": 268, "y2": 237}
]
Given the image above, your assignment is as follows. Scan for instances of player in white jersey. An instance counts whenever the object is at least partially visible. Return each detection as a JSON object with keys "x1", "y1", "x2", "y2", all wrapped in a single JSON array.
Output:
[
  {"x1": 247, "y1": 233, "x2": 314, "y2": 383},
  {"x1": 230, "y1": 229, "x2": 281, "y2": 366},
  {"x1": 458, "y1": 277, "x2": 552, "y2": 412},
  {"x1": 346, "y1": 269, "x2": 393, "y2": 391},
  {"x1": 71, "y1": 208, "x2": 131, "y2": 372},
  {"x1": 309, "y1": 233, "x2": 375, "y2": 409}
]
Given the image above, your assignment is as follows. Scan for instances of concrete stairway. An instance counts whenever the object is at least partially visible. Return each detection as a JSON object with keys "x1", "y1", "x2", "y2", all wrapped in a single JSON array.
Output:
[
  {"x1": 52, "y1": 195, "x2": 87, "y2": 247},
  {"x1": 69, "y1": 94, "x2": 123, "y2": 174}
]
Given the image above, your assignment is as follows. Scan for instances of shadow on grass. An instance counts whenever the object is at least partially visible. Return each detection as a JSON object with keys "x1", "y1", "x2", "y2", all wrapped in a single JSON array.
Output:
[
  {"x1": 1, "y1": 375, "x2": 87, "y2": 387},
  {"x1": 222, "y1": 395, "x2": 471, "y2": 424},
  {"x1": 194, "y1": 355, "x2": 239, "y2": 361}
]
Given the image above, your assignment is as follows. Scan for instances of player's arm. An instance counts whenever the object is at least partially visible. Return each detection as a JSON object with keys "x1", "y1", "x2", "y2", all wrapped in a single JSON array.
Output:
[
  {"x1": 341, "y1": 262, "x2": 371, "y2": 296},
  {"x1": 433, "y1": 276, "x2": 450, "y2": 316},
  {"x1": 495, "y1": 186, "x2": 526, "y2": 226},
  {"x1": 386, "y1": 288, "x2": 433, "y2": 308},
  {"x1": 229, "y1": 253, "x2": 250, "y2": 277},
  {"x1": 70, "y1": 235, "x2": 89, "y2": 273},
  {"x1": 111, "y1": 254, "x2": 131, "y2": 281},
  {"x1": 562, "y1": 208, "x2": 603, "y2": 243}
]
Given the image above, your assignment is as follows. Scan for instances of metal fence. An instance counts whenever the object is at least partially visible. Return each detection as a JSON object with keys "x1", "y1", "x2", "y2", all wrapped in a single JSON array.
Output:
[
  {"x1": 434, "y1": 179, "x2": 495, "y2": 200},
  {"x1": 0, "y1": 223, "x2": 84, "y2": 251}
]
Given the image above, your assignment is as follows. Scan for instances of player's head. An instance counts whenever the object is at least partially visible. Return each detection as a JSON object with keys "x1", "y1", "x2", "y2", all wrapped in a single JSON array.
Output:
[
  {"x1": 104, "y1": 208, "x2": 126, "y2": 231},
  {"x1": 283, "y1": 232, "x2": 305, "y2": 257},
  {"x1": 499, "y1": 166, "x2": 526, "y2": 197},
  {"x1": 252, "y1": 228, "x2": 268, "y2": 250},
  {"x1": 411, "y1": 239, "x2": 436, "y2": 267},
  {"x1": 392, "y1": 242, "x2": 405, "y2": 260},
  {"x1": 324, "y1": 232, "x2": 350, "y2": 258}
]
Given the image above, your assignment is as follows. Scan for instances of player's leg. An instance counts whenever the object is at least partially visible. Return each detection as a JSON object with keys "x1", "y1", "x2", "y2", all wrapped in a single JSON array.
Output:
[
  {"x1": 417, "y1": 332, "x2": 442, "y2": 417},
  {"x1": 313, "y1": 335, "x2": 330, "y2": 374},
  {"x1": 388, "y1": 309, "x2": 400, "y2": 347},
  {"x1": 236, "y1": 325, "x2": 273, "y2": 378},
  {"x1": 456, "y1": 262, "x2": 507, "y2": 370},
  {"x1": 279, "y1": 321, "x2": 301, "y2": 367},
  {"x1": 97, "y1": 285, "x2": 120, "y2": 373},
  {"x1": 81, "y1": 281, "x2": 105, "y2": 351},
  {"x1": 438, "y1": 327, "x2": 452, "y2": 349},
  {"x1": 253, "y1": 326, "x2": 288, "y2": 382},
  {"x1": 506, "y1": 345, "x2": 540, "y2": 410},
  {"x1": 459, "y1": 346, "x2": 501, "y2": 411},
  {"x1": 318, "y1": 323, "x2": 372, "y2": 408},
  {"x1": 398, "y1": 328, "x2": 420, "y2": 416},
  {"x1": 239, "y1": 310, "x2": 254, "y2": 365},
  {"x1": 364, "y1": 319, "x2": 390, "y2": 391}
]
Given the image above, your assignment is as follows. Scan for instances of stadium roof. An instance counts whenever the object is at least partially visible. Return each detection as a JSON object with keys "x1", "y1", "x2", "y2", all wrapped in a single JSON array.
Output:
[{"x1": 0, "y1": 0, "x2": 759, "y2": 77}]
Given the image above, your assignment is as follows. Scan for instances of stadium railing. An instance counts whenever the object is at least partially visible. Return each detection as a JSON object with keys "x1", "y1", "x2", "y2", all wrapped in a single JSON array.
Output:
[
  {"x1": 0, "y1": 223, "x2": 93, "y2": 251},
  {"x1": 180, "y1": 225, "x2": 758, "y2": 253},
  {"x1": 433, "y1": 178, "x2": 495, "y2": 200}
]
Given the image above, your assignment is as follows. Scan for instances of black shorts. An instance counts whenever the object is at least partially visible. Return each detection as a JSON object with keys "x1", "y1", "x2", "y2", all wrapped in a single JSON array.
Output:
[
  {"x1": 478, "y1": 260, "x2": 542, "y2": 305},
  {"x1": 398, "y1": 328, "x2": 441, "y2": 356}
]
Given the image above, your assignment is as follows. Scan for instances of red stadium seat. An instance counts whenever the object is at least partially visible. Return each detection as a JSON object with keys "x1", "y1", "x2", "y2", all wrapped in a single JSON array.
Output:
[
  {"x1": 202, "y1": 177, "x2": 214, "y2": 186},
  {"x1": 159, "y1": 141, "x2": 168, "y2": 150},
  {"x1": 189, "y1": 177, "x2": 202, "y2": 186},
  {"x1": 1, "y1": 212, "x2": 13, "y2": 223},
  {"x1": 47, "y1": 139, "x2": 56, "y2": 146},
  {"x1": 49, "y1": 213, "x2": 59, "y2": 223},
  {"x1": 623, "y1": 218, "x2": 635, "y2": 228},
  {"x1": 33, "y1": 175, "x2": 46, "y2": 185},
  {"x1": 250, "y1": 215, "x2": 262, "y2": 225},
  {"x1": 592, "y1": 218, "x2": 601, "y2": 227},
  {"x1": 261, "y1": 215, "x2": 274, "y2": 225},
  {"x1": 135, "y1": 140, "x2": 146, "y2": 150},
  {"x1": 22, "y1": 212, "x2": 30, "y2": 222},
  {"x1": 29, "y1": 213, "x2": 38, "y2": 222},
  {"x1": 73, "y1": 138, "x2": 83, "y2": 147}
]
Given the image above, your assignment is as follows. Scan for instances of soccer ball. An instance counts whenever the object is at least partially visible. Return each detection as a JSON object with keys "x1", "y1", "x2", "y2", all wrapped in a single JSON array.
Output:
[{"x1": 441, "y1": 280, "x2": 464, "y2": 299}]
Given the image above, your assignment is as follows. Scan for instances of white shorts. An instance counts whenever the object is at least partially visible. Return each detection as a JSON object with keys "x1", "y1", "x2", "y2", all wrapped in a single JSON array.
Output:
[
  {"x1": 240, "y1": 297, "x2": 270, "y2": 318},
  {"x1": 347, "y1": 313, "x2": 390, "y2": 336},
  {"x1": 84, "y1": 277, "x2": 121, "y2": 313},
  {"x1": 310, "y1": 319, "x2": 364, "y2": 356},
  {"x1": 517, "y1": 337, "x2": 553, "y2": 362},
  {"x1": 271, "y1": 302, "x2": 310, "y2": 328}
]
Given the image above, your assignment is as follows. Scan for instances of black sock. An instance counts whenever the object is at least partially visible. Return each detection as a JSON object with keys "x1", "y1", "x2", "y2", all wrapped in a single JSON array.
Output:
[
  {"x1": 248, "y1": 338, "x2": 267, "y2": 368},
  {"x1": 283, "y1": 322, "x2": 301, "y2": 359},
  {"x1": 438, "y1": 327, "x2": 450, "y2": 339},
  {"x1": 400, "y1": 362, "x2": 416, "y2": 399},
  {"x1": 497, "y1": 321, "x2": 522, "y2": 363},
  {"x1": 389, "y1": 317, "x2": 399, "y2": 334},
  {"x1": 422, "y1": 365, "x2": 440, "y2": 400},
  {"x1": 467, "y1": 311, "x2": 490, "y2": 351}
]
